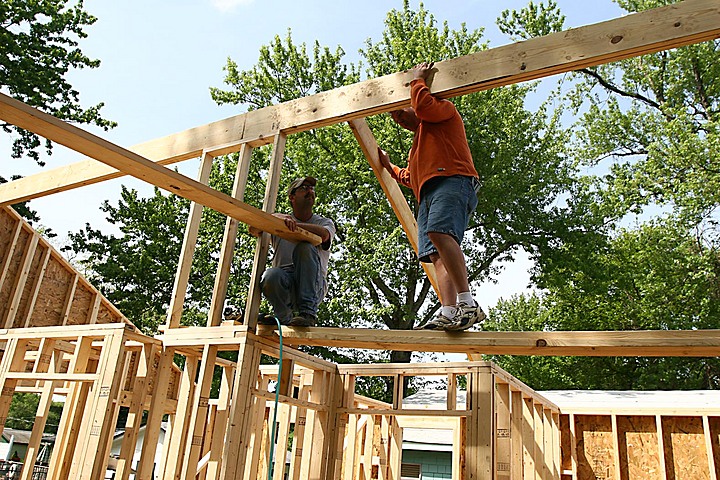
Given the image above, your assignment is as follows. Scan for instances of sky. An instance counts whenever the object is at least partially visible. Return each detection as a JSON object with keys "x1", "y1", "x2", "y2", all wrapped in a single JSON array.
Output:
[{"x1": 1, "y1": 0, "x2": 626, "y2": 309}]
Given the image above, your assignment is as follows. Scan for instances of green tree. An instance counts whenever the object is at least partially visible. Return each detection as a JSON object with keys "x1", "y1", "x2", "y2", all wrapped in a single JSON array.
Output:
[
  {"x1": 1, "y1": 0, "x2": 115, "y2": 167},
  {"x1": 6, "y1": 393, "x2": 62, "y2": 433},
  {"x1": 485, "y1": 0, "x2": 720, "y2": 390}
]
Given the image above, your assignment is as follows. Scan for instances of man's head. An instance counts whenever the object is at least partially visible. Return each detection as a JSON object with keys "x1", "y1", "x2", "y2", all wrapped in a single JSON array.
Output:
[
  {"x1": 390, "y1": 107, "x2": 420, "y2": 132},
  {"x1": 288, "y1": 176, "x2": 317, "y2": 213}
]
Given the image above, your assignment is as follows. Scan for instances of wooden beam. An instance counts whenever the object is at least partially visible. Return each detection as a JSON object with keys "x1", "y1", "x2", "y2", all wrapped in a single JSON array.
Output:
[
  {"x1": 256, "y1": 326, "x2": 720, "y2": 356},
  {"x1": 349, "y1": 118, "x2": 442, "y2": 300},
  {"x1": 0, "y1": 93, "x2": 320, "y2": 246},
  {"x1": 1, "y1": 0, "x2": 718, "y2": 205}
]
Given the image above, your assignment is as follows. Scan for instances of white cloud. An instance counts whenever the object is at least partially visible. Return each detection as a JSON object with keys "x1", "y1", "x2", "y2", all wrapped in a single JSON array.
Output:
[{"x1": 210, "y1": 0, "x2": 255, "y2": 12}]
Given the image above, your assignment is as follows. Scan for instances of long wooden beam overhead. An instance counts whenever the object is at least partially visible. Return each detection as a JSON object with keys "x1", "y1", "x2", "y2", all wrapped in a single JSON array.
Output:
[
  {"x1": 0, "y1": 93, "x2": 321, "y2": 245},
  {"x1": 1, "y1": 0, "x2": 718, "y2": 206}
]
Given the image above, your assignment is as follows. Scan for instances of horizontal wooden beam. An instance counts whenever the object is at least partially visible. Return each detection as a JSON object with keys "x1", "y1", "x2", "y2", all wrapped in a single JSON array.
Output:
[
  {"x1": 0, "y1": 93, "x2": 320, "y2": 245},
  {"x1": 256, "y1": 326, "x2": 720, "y2": 357},
  {"x1": 1, "y1": 0, "x2": 717, "y2": 205}
]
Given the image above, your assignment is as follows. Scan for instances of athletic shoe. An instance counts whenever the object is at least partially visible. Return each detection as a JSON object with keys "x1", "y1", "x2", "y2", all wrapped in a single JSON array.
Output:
[
  {"x1": 289, "y1": 313, "x2": 316, "y2": 327},
  {"x1": 446, "y1": 302, "x2": 486, "y2": 331},
  {"x1": 413, "y1": 311, "x2": 456, "y2": 330}
]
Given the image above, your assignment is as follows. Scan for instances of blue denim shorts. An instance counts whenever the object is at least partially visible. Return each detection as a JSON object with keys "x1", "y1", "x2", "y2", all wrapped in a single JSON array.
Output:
[{"x1": 417, "y1": 175, "x2": 478, "y2": 263}]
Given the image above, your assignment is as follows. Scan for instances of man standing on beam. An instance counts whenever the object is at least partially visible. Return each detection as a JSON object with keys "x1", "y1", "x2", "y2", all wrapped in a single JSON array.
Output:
[{"x1": 378, "y1": 61, "x2": 484, "y2": 331}]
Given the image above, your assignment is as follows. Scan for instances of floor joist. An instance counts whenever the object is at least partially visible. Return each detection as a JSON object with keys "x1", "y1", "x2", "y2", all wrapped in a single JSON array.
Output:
[{"x1": 1, "y1": 0, "x2": 718, "y2": 206}]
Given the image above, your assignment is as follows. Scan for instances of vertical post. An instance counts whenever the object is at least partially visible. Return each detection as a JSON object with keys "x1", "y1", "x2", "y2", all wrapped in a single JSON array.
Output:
[
  {"x1": 162, "y1": 355, "x2": 199, "y2": 480},
  {"x1": 116, "y1": 343, "x2": 156, "y2": 480},
  {"x1": 208, "y1": 143, "x2": 253, "y2": 326},
  {"x1": 165, "y1": 151, "x2": 215, "y2": 329},
  {"x1": 205, "y1": 364, "x2": 234, "y2": 480},
  {"x1": 496, "y1": 383, "x2": 511, "y2": 479},
  {"x1": 220, "y1": 336, "x2": 261, "y2": 478},
  {"x1": 47, "y1": 336, "x2": 93, "y2": 480},
  {"x1": 244, "y1": 133, "x2": 287, "y2": 329},
  {"x1": 180, "y1": 346, "x2": 219, "y2": 480},
  {"x1": 137, "y1": 346, "x2": 176, "y2": 479},
  {"x1": 511, "y1": 391, "x2": 524, "y2": 480}
]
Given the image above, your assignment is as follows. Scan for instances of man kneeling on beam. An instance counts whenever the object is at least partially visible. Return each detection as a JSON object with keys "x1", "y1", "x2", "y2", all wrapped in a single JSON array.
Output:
[{"x1": 249, "y1": 176, "x2": 335, "y2": 327}]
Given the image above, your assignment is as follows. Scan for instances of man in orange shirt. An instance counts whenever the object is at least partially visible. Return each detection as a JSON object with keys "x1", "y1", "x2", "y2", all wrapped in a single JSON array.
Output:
[{"x1": 378, "y1": 61, "x2": 485, "y2": 331}]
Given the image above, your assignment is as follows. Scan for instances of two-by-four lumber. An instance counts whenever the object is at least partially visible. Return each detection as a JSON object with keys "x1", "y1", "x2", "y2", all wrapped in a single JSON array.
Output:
[
  {"x1": 349, "y1": 118, "x2": 442, "y2": 301},
  {"x1": 0, "y1": 93, "x2": 320, "y2": 246},
  {"x1": 257, "y1": 326, "x2": 720, "y2": 356},
  {"x1": 1, "y1": 0, "x2": 718, "y2": 206}
]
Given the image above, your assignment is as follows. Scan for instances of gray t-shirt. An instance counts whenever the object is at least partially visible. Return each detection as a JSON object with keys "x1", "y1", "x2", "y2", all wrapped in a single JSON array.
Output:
[{"x1": 270, "y1": 213, "x2": 336, "y2": 276}]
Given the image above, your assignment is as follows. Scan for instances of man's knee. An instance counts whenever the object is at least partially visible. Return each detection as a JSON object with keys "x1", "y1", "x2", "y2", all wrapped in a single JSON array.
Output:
[
  {"x1": 261, "y1": 267, "x2": 285, "y2": 292},
  {"x1": 427, "y1": 231, "x2": 454, "y2": 245}
]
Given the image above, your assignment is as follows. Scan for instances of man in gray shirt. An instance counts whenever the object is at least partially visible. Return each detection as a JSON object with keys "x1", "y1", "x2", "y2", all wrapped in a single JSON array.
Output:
[{"x1": 250, "y1": 176, "x2": 335, "y2": 326}]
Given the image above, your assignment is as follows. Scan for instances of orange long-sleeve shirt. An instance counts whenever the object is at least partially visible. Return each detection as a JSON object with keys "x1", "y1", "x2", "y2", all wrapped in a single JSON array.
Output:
[{"x1": 391, "y1": 78, "x2": 478, "y2": 199}]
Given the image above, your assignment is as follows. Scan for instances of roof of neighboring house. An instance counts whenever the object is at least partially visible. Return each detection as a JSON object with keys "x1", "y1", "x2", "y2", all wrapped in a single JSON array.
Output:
[
  {"x1": 1, "y1": 428, "x2": 56, "y2": 445},
  {"x1": 399, "y1": 389, "x2": 720, "y2": 450},
  {"x1": 539, "y1": 390, "x2": 720, "y2": 414}
]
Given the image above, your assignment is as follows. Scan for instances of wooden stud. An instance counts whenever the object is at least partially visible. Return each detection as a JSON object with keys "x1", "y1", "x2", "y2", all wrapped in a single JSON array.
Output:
[
  {"x1": 166, "y1": 151, "x2": 214, "y2": 329},
  {"x1": 20, "y1": 246, "x2": 51, "y2": 328},
  {"x1": 221, "y1": 336, "x2": 262, "y2": 478},
  {"x1": 60, "y1": 273, "x2": 79, "y2": 326},
  {"x1": 244, "y1": 133, "x2": 287, "y2": 329},
  {"x1": 0, "y1": 218, "x2": 22, "y2": 292},
  {"x1": 46, "y1": 336, "x2": 93, "y2": 480},
  {"x1": 349, "y1": 118, "x2": 442, "y2": 300},
  {"x1": 496, "y1": 382, "x2": 511, "y2": 479},
  {"x1": 2, "y1": 232, "x2": 39, "y2": 329},
  {"x1": 208, "y1": 142, "x2": 253, "y2": 326},
  {"x1": 163, "y1": 355, "x2": 199, "y2": 480},
  {"x1": 288, "y1": 373, "x2": 312, "y2": 480},
  {"x1": 205, "y1": 363, "x2": 234, "y2": 480},
  {"x1": 19, "y1": 339, "x2": 58, "y2": 480},
  {"x1": 115, "y1": 343, "x2": 156, "y2": 480},
  {"x1": 703, "y1": 415, "x2": 718, "y2": 480},
  {"x1": 181, "y1": 346, "x2": 219, "y2": 480},
  {"x1": 137, "y1": 347, "x2": 177, "y2": 480},
  {"x1": 511, "y1": 390, "x2": 525, "y2": 480}
]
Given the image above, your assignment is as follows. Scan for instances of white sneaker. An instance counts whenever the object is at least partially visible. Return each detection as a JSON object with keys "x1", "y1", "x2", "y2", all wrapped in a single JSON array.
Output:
[
  {"x1": 446, "y1": 302, "x2": 486, "y2": 331},
  {"x1": 414, "y1": 311, "x2": 456, "y2": 330}
]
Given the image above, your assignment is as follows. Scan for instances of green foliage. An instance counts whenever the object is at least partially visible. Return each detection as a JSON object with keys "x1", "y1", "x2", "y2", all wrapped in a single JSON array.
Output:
[
  {"x1": 0, "y1": 0, "x2": 116, "y2": 167},
  {"x1": 481, "y1": 0, "x2": 720, "y2": 391},
  {"x1": 497, "y1": 1, "x2": 565, "y2": 40},
  {"x1": 6, "y1": 393, "x2": 63, "y2": 433}
]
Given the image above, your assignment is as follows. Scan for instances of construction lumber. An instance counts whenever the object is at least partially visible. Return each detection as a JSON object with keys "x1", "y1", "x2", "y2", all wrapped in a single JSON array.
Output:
[
  {"x1": 1, "y1": 1, "x2": 718, "y2": 207},
  {"x1": 256, "y1": 326, "x2": 720, "y2": 356},
  {"x1": 0, "y1": 93, "x2": 320, "y2": 246}
]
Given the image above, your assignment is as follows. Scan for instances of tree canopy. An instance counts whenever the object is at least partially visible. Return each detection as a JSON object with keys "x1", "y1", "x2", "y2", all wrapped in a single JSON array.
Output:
[{"x1": 1, "y1": 0, "x2": 115, "y2": 222}]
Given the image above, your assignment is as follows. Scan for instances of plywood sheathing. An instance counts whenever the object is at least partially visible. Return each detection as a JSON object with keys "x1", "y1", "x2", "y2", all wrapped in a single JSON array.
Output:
[{"x1": 0, "y1": 206, "x2": 135, "y2": 330}]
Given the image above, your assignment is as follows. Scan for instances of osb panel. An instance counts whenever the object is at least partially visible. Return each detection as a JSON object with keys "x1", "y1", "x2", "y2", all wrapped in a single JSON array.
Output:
[
  {"x1": 13, "y1": 243, "x2": 49, "y2": 328},
  {"x1": 560, "y1": 414, "x2": 572, "y2": 472},
  {"x1": 96, "y1": 300, "x2": 123, "y2": 325},
  {"x1": 576, "y1": 415, "x2": 616, "y2": 480},
  {"x1": 709, "y1": 417, "x2": 720, "y2": 479},
  {"x1": 662, "y1": 416, "x2": 710, "y2": 480},
  {"x1": 0, "y1": 227, "x2": 30, "y2": 323},
  {"x1": 66, "y1": 282, "x2": 93, "y2": 326},
  {"x1": 30, "y1": 256, "x2": 73, "y2": 326},
  {"x1": 0, "y1": 208, "x2": 19, "y2": 263},
  {"x1": 617, "y1": 415, "x2": 663, "y2": 480}
]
